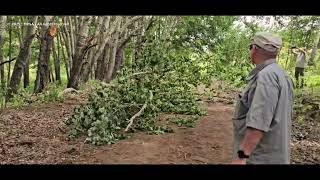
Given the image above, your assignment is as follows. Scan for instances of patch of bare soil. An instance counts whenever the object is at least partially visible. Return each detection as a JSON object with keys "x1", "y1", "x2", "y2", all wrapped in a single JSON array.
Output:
[
  {"x1": 291, "y1": 118, "x2": 320, "y2": 164},
  {"x1": 1, "y1": 87, "x2": 319, "y2": 164},
  {"x1": 0, "y1": 99, "x2": 234, "y2": 164}
]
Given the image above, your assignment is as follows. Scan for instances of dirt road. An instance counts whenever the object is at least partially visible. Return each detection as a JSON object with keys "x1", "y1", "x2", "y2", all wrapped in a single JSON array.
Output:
[{"x1": 0, "y1": 101, "x2": 235, "y2": 164}]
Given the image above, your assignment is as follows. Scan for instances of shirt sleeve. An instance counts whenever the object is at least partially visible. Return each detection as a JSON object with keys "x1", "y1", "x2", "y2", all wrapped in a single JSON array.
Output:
[{"x1": 246, "y1": 74, "x2": 279, "y2": 132}]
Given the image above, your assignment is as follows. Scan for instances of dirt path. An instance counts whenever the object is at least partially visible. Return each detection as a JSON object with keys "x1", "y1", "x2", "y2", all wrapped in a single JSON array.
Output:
[{"x1": 0, "y1": 101, "x2": 234, "y2": 164}]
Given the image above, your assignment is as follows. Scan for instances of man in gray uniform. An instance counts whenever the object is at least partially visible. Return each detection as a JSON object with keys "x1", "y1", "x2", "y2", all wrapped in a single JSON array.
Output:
[{"x1": 231, "y1": 32, "x2": 294, "y2": 164}]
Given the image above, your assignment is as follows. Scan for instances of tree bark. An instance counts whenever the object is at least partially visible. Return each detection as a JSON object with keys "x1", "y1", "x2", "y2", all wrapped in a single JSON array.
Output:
[
  {"x1": 74, "y1": 16, "x2": 79, "y2": 39},
  {"x1": 309, "y1": 29, "x2": 320, "y2": 65},
  {"x1": 23, "y1": 45, "x2": 30, "y2": 88},
  {"x1": 67, "y1": 16, "x2": 92, "y2": 89},
  {"x1": 111, "y1": 47, "x2": 125, "y2": 80},
  {"x1": 0, "y1": 16, "x2": 7, "y2": 89},
  {"x1": 95, "y1": 43, "x2": 110, "y2": 81},
  {"x1": 7, "y1": 16, "x2": 38, "y2": 99},
  {"x1": 60, "y1": 26, "x2": 71, "y2": 78},
  {"x1": 18, "y1": 16, "x2": 24, "y2": 48},
  {"x1": 7, "y1": 16, "x2": 12, "y2": 87},
  {"x1": 105, "y1": 20, "x2": 121, "y2": 83},
  {"x1": 52, "y1": 38, "x2": 61, "y2": 84},
  {"x1": 59, "y1": 32, "x2": 70, "y2": 82},
  {"x1": 34, "y1": 16, "x2": 54, "y2": 93},
  {"x1": 79, "y1": 16, "x2": 103, "y2": 83},
  {"x1": 21, "y1": 15, "x2": 30, "y2": 89},
  {"x1": 68, "y1": 16, "x2": 76, "y2": 57},
  {"x1": 104, "y1": 42, "x2": 118, "y2": 83},
  {"x1": 49, "y1": 63, "x2": 55, "y2": 82},
  {"x1": 92, "y1": 16, "x2": 141, "y2": 78},
  {"x1": 62, "y1": 18, "x2": 73, "y2": 72},
  {"x1": 91, "y1": 16, "x2": 112, "y2": 75}
]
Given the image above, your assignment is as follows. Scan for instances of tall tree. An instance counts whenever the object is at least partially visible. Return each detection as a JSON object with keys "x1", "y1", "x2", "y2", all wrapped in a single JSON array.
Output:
[
  {"x1": 23, "y1": 41, "x2": 31, "y2": 88},
  {"x1": 61, "y1": 18, "x2": 73, "y2": 77},
  {"x1": 7, "y1": 16, "x2": 12, "y2": 87},
  {"x1": 95, "y1": 43, "x2": 109, "y2": 81},
  {"x1": 58, "y1": 31, "x2": 70, "y2": 82},
  {"x1": 67, "y1": 16, "x2": 92, "y2": 89},
  {"x1": 79, "y1": 16, "x2": 103, "y2": 83},
  {"x1": 105, "y1": 19, "x2": 121, "y2": 83},
  {"x1": 7, "y1": 16, "x2": 38, "y2": 99},
  {"x1": 0, "y1": 16, "x2": 7, "y2": 88},
  {"x1": 111, "y1": 47, "x2": 125, "y2": 80},
  {"x1": 92, "y1": 16, "x2": 143, "y2": 82},
  {"x1": 34, "y1": 16, "x2": 55, "y2": 93},
  {"x1": 53, "y1": 38, "x2": 61, "y2": 84}
]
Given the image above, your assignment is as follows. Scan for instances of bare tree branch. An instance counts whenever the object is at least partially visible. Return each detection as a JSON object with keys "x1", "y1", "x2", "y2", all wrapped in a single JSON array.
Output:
[
  {"x1": 119, "y1": 16, "x2": 155, "y2": 49},
  {"x1": 0, "y1": 57, "x2": 16, "y2": 66},
  {"x1": 125, "y1": 90, "x2": 153, "y2": 132}
]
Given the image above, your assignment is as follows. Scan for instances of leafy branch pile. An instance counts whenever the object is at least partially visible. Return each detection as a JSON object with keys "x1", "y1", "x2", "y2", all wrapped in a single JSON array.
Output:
[
  {"x1": 65, "y1": 20, "x2": 207, "y2": 145},
  {"x1": 65, "y1": 69, "x2": 206, "y2": 145}
]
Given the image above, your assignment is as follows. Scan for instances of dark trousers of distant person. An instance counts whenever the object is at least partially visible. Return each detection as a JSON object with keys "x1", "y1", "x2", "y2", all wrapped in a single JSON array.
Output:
[{"x1": 295, "y1": 67, "x2": 305, "y2": 88}]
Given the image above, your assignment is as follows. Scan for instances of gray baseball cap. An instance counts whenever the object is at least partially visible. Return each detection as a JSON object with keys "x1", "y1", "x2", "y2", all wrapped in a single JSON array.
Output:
[{"x1": 252, "y1": 32, "x2": 282, "y2": 53}]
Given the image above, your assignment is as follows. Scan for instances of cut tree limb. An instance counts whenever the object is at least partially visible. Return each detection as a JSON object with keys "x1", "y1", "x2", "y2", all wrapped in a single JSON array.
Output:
[{"x1": 125, "y1": 90, "x2": 153, "y2": 132}]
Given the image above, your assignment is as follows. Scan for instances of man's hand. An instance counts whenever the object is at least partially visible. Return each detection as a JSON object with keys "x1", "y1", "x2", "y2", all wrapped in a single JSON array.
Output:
[{"x1": 231, "y1": 158, "x2": 246, "y2": 165}]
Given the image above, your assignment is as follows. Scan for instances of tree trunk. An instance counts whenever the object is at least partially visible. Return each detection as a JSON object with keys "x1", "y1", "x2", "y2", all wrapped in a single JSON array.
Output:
[
  {"x1": 21, "y1": 15, "x2": 30, "y2": 89},
  {"x1": 23, "y1": 46, "x2": 30, "y2": 88},
  {"x1": 105, "y1": 20, "x2": 121, "y2": 83},
  {"x1": 34, "y1": 16, "x2": 54, "y2": 93},
  {"x1": 74, "y1": 16, "x2": 79, "y2": 39},
  {"x1": 7, "y1": 17, "x2": 12, "y2": 87},
  {"x1": 79, "y1": 16, "x2": 104, "y2": 83},
  {"x1": 95, "y1": 43, "x2": 110, "y2": 81},
  {"x1": 309, "y1": 30, "x2": 320, "y2": 65},
  {"x1": 67, "y1": 16, "x2": 92, "y2": 89},
  {"x1": 50, "y1": 64, "x2": 55, "y2": 82},
  {"x1": 34, "y1": 38, "x2": 41, "y2": 93},
  {"x1": 105, "y1": 42, "x2": 118, "y2": 83},
  {"x1": 92, "y1": 17, "x2": 112, "y2": 77},
  {"x1": 17, "y1": 18, "x2": 24, "y2": 49},
  {"x1": 92, "y1": 17, "x2": 128, "y2": 78},
  {"x1": 80, "y1": 49, "x2": 95, "y2": 83},
  {"x1": 91, "y1": 16, "x2": 141, "y2": 82},
  {"x1": 62, "y1": 18, "x2": 73, "y2": 72},
  {"x1": 134, "y1": 21, "x2": 144, "y2": 63},
  {"x1": 0, "y1": 16, "x2": 7, "y2": 89},
  {"x1": 60, "y1": 26, "x2": 71, "y2": 78},
  {"x1": 52, "y1": 38, "x2": 61, "y2": 84},
  {"x1": 111, "y1": 47, "x2": 125, "y2": 80},
  {"x1": 7, "y1": 16, "x2": 38, "y2": 100},
  {"x1": 68, "y1": 16, "x2": 76, "y2": 57},
  {"x1": 59, "y1": 32, "x2": 70, "y2": 82}
]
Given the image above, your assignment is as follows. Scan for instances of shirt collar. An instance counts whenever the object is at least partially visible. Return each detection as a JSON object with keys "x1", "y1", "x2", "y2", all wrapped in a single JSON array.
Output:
[{"x1": 247, "y1": 58, "x2": 277, "y2": 81}]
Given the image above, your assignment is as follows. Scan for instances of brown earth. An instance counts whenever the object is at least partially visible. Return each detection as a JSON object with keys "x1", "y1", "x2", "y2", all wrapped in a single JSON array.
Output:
[
  {"x1": 0, "y1": 100, "x2": 235, "y2": 164},
  {"x1": 0, "y1": 94, "x2": 319, "y2": 164}
]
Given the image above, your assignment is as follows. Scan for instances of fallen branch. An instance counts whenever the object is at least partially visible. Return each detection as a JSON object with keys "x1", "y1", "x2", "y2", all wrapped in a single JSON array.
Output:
[
  {"x1": 0, "y1": 57, "x2": 16, "y2": 66},
  {"x1": 125, "y1": 90, "x2": 153, "y2": 132}
]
